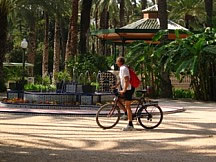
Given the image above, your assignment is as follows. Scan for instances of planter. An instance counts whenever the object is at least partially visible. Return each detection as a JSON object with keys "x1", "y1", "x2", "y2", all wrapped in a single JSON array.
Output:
[
  {"x1": 76, "y1": 84, "x2": 83, "y2": 93},
  {"x1": 65, "y1": 83, "x2": 77, "y2": 93},
  {"x1": 82, "y1": 85, "x2": 96, "y2": 94},
  {"x1": 56, "y1": 82, "x2": 65, "y2": 92},
  {"x1": 9, "y1": 83, "x2": 16, "y2": 90},
  {"x1": 7, "y1": 90, "x2": 24, "y2": 99},
  {"x1": 16, "y1": 82, "x2": 23, "y2": 91}
]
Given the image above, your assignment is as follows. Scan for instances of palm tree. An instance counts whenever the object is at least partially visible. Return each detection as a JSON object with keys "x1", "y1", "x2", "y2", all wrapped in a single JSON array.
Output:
[
  {"x1": 79, "y1": 0, "x2": 93, "y2": 54},
  {"x1": 16, "y1": 3, "x2": 38, "y2": 73},
  {"x1": 65, "y1": 0, "x2": 79, "y2": 69},
  {"x1": 97, "y1": 0, "x2": 119, "y2": 54},
  {"x1": 158, "y1": 0, "x2": 172, "y2": 98},
  {"x1": 98, "y1": 0, "x2": 119, "y2": 28},
  {"x1": 119, "y1": 0, "x2": 125, "y2": 27},
  {"x1": 52, "y1": 0, "x2": 70, "y2": 83},
  {"x1": 141, "y1": 0, "x2": 147, "y2": 10},
  {"x1": 0, "y1": 0, "x2": 12, "y2": 91},
  {"x1": 169, "y1": 0, "x2": 205, "y2": 30},
  {"x1": 204, "y1": 0, "x2": 213, "y2": 27},
  {"x1": 53, "y1": 16, "x2": 60, "y2": 84},
  {"x1": 42, "y1": 12, "x2": 49, "y2": 77},
  {"x1": 98, "y1": 0, "x2": 133, "y2": 28},
  {"x1": 158, "y1": 0, "x2": 168, "y2": 29}
]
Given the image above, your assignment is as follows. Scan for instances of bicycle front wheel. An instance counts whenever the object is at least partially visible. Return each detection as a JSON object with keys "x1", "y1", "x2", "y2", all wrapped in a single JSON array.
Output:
[
  {"x1": 138, "y1": 105, "x2": 163, "y2": 129},
  {"x1": 96, "y1": 103, "x2": 120, "y2": 129}
]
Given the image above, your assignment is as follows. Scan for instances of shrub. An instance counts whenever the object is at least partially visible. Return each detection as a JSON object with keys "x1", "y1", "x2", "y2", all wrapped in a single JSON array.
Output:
[
  {"x1": 24, "y1": 83, "x2": 56, "y2": 92},
  {"x1": 67, "y1": 53, "x2": 110, "y2": 77},
  {"x1": 54, "y1": 71, "x2": 71, "y2": 83},
  {"x1": 173, "y1": 89, "x2": 195, "y2": 99}
]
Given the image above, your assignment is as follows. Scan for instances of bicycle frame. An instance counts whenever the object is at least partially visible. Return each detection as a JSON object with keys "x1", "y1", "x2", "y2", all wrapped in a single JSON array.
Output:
[{"x1": 112, "y1": 92, "x2": 148, "y2": 117}]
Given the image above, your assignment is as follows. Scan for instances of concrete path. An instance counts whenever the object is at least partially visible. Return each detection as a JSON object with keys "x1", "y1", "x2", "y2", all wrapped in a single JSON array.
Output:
[{"x1": 0, "y1": 99, "x2": 215, "y2": 162}]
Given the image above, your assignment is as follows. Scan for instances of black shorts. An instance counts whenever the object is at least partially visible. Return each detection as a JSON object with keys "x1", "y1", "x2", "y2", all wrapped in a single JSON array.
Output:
[{"x1": 120, "y1": 87, "x2": 135, "y2": 101}]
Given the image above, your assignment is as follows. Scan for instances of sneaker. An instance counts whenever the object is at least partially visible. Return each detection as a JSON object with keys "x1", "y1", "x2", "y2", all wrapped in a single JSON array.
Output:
[
  {"x1": 120, "y1": 114, "x2": 128, "y2": 120},
  {"x1": 122, "y1": 125, "x2": 136, "y2": 131}
]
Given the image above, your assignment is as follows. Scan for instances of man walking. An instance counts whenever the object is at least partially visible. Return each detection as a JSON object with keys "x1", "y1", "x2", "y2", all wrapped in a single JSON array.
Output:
[{"x1": 114, "y1": 57, "x2": 135, "y2": 131}]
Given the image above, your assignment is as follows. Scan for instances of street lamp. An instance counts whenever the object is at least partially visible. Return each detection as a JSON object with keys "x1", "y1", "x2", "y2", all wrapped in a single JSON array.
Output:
[{"x1": 21, "y1": 38, "x2": 28, "y2": 91}]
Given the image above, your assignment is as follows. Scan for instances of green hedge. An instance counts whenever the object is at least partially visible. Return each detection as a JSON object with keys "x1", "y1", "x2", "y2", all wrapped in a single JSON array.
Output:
[
  {"x1": 24, "y1": 84, "x2": 56, "y2": 92},
  {"x1": 173, "y1": 89, "x2": 194, "y2": 99}
]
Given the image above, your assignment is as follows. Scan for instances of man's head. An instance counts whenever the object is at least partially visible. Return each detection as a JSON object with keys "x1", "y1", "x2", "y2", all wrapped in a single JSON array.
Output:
[{"x1": 116, "y1": 57, "x2": 125, "y2": 67}]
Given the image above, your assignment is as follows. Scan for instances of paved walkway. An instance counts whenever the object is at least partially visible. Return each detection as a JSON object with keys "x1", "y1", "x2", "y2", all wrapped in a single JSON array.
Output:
[
  {"x1": 0, "y1": 99, "x2": 215, "y2": 161},
  {"x1": 0, "y1": 99, "x2": 215, "y2": 162}
]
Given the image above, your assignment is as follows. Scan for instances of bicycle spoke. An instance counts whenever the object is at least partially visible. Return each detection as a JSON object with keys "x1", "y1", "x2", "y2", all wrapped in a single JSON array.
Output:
[
  {"x1": 138, "y1": 105, "x2": 163, "y2": 129},
  {"x1": 96, "y1": 103, "x2": 120, "y2": 129}
]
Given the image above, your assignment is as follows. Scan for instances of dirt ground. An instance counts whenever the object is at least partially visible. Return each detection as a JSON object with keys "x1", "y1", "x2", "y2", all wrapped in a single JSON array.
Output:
[{"x1": 0, "y1": 99, "x2": 215, "y2": 162}]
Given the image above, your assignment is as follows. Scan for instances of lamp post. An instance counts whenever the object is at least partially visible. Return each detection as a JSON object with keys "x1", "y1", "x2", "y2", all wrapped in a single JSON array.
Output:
[{"x1": 21, "y1": 38, "x2": 28, "y2": 91}]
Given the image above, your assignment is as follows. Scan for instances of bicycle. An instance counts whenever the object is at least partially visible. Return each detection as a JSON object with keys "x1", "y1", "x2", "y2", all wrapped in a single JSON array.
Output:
[{"x1": 96, "y1": 89, "x2": 163, "y2": 129}]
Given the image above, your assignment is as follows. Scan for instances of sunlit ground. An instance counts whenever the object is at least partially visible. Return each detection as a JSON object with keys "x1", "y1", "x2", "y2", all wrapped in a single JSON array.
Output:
[{"x1": 0, "y1": 100, "x2": 215, "y2": 162}]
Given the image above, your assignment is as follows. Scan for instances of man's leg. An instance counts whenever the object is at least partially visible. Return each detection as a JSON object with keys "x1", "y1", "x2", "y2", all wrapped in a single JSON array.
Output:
[
  {"x1": 122, "y1": 100, "x2": 135, "y2": 131},
  {"x1": 125, "y1": 101, "x2": 133, "y2": 123},
  {"x1": 117, "y1": 99, "x2": 127, "y2": 113}
]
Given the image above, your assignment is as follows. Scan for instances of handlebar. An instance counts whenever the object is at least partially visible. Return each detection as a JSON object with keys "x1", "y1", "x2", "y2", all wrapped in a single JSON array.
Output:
[{"x1": 113, "y1": 89, "x2": 120, "y2": 96}]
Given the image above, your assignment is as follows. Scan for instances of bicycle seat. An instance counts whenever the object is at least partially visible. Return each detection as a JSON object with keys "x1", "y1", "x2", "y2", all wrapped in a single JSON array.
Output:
[{"x1": 136, "y1": 89, "x2": 147, "y2": 94}]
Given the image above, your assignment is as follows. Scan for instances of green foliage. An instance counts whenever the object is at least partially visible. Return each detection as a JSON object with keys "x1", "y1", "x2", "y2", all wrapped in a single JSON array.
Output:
[
  {"x1": 126, "y1": 40, "x2": 160, "y2": 96},
  {"x1": 106, "y1": 55, "x2": 115, "y2": 68},
  {"x1": 0, "y1": 79, "x2": 6, "y2": 92},
  {"x1": 24, "y1": 83, "x2": 56, "y2": 92},
  {"x1": 42, "y1": 76, "x2": 51, "y2": 86},
  {"x1": 34, "y1": 75, "x2": 43, "y2": 84},
  {"x1": 67, "y1": 53, "x2": 109, "y2": 81},
  {"x1": 3, "y1": 66, "x2": 22, "y2": 81},
  {"x1": 173, "y1": 89, "x2": 194, "y2": 99},
  {"x1": 168, "y1": 0, "x2": 205, "y2": 30},
  {"x1": 54, "y1": 71, "x2": 71, "y2": 82},
  {"x1": 157, "y1": 28, "x2": 216, "y2": 100},
  {"x1": 91, "y1": 82, "x2": 99, "y2": 90}
]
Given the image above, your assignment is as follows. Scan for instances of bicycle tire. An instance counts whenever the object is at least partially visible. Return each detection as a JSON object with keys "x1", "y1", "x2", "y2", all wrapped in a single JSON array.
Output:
[
  {"x1": 137, "y1": 104, "x2": 163, "y2": 129},
  {"x1": 96, "y1": 103, "x2": 120, "y2": 129}
]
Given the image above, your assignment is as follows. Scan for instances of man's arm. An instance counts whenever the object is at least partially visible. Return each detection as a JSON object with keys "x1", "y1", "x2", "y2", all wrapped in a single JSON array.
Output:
[
  {"x1": 122, "y1": 76, "x2": 130, "y2": 93},
  {"x1": 113, "y1": 81, "x2": 120, "y2": 89}
]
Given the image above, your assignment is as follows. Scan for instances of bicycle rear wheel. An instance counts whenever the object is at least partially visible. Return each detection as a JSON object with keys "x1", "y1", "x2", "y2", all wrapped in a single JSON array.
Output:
[
  {"x1": 96, "y1": 103, "x2": 120, "y2": 129},
  {"x1": 137, "y1": 105, "x2": 163, "y2": 129}
]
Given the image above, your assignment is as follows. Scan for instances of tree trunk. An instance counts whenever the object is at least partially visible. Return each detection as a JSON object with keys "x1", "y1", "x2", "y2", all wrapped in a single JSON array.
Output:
[
  {"x1": 119, "y1": 0, "x2": 125, "y2": 27},
  {"x1": 65, "y1": 20, "x2": 72, "y2": 68},
  {"x1": 52, "y1": 17, "x2": 60, "y2": 84},
  {"x1": 141, "y1": 0, "x2": 147, "y2": 10},
  {"x1": 60, "y1": 20, "x2": 66, "y2": 70},
  {"x1": 0, "y1": 7, "x2": 7, "y2": 92},
  {"x1": 65, "y1": 0, "x2": 79, "y2": 70},
  {"x1": 132, "y1": 0, "x2": 137, "y2": 8},
  {"x1": 95, "y1": 7, "x2": 99, "y2": 54},
  {"x1": 79, "y1": 0, "x2": 93, "y2": 54},
  {"x1": 204, "y1": 0, "x2": 213, "y2": 27},
  {"x1": 99, "y1": 7, "x2": 109, "y2": 55},
  {"x1": 42, "y1": 12, "x2": 49, "y2": 77},
  {"x1": 100, "y1": 8, "x2": 109, "y2": 29},
  {"x1": 185, "y1": 14, "x2": 193, "y2": 29},
  {"x1": 27, "y1": 19, "x2": 36, "y2": 76},
  {"x1": 158, "y1": 0, "x2": 168, "y2": 30},
  {"x1": 158, "y1": 0, "x2": 173, "y2": 98}
]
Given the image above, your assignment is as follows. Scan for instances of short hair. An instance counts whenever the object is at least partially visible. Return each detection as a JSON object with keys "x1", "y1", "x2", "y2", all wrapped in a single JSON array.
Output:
[{"x1": 117, "y1": 57, "x2": 125, "y2": 64}]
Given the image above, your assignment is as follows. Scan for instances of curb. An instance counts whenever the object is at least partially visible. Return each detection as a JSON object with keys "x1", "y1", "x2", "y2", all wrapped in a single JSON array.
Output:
[{"x1": 0, "y1": 106, "x2": 186, "y2": 117}]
